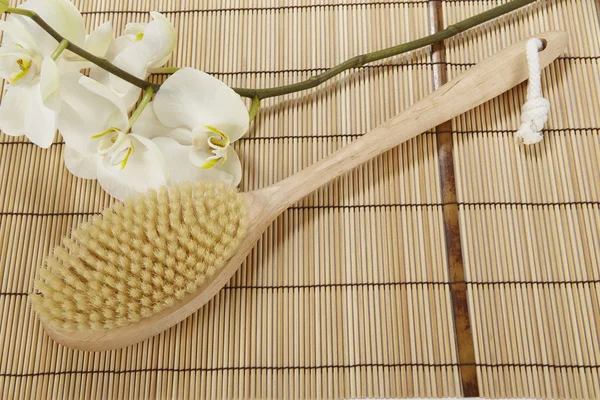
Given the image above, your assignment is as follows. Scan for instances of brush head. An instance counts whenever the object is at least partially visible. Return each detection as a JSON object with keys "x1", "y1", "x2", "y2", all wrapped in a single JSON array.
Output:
[{"x1": 31, "y1": 181, "x2": 249, "y2": 331}]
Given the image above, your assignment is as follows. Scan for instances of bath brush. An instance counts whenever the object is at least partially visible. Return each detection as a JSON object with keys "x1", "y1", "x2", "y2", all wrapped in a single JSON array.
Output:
[{"x1": 32, "y1": 32, "x2": 567, "y2": 350}]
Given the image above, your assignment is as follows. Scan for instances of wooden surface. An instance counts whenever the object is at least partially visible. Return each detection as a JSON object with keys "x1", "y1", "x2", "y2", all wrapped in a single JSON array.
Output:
[{"x1": 1, "y1": 0, "x2": 599, "y2": 398}]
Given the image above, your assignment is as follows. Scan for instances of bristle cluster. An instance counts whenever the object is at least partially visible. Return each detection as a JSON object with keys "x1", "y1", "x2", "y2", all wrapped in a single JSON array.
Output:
[{"x1": 31, "y1": 181, "x2": 249, "y2": 331}]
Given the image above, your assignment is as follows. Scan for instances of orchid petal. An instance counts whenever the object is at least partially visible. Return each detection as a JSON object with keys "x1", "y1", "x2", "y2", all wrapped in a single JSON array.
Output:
[
  {"x1": 28, "y1": 0, "x2": 85, "y2": 44},
  {"x1": 189, "y1": 144, "x2": 242, "y2": 186},
  {"x1": 153, "y1": 68, "x2": 249, "y2": 142},
  {"x1": 63, "y1": 146, "x2": 99, "y2": 180},
  {"x1": 188, "y1": 139, "x2": 217, "y2": 168},
  {"x1": 89, "y1": 36, "x2": 133, "y2": 83},
  {"x1": 152, "y1": 137, "x2": 220, "y2": 184},
  {"x1": 109, "y1": 41, "x2": 154, "y2": 95},
  {"x1": 144, "y1": 12, "x2": 177, "y2": 68},
  {"x1": 83, "y1": 21, "x2": 113, "y2": 57},
  {"x1": 117, "y1": 13, "x2": 176, "y2": 69},
  {"x1": 58, "y1": 73, "x2": 128, "y2": 153},
  {"x1": 24, "y1": 82, "x2": 57, "y2": 148},
  {"x1": 89, "y1": 68, "x2": 141, "y2": 111},
  {"x1": 0, "y1": 85, "x2": 28, "y2": 137},
  {"x1": 77, "y1": 75, "x2": 129, "y2": 129},
  {"x1": 123, "y1": 87, "x2": 144, "y2": 112},
  {"x1": 0, "y1": 84, "x2": 59, "y2": 148},
  {"x1": 88, "y1": 36, "x2": 141, "y2": 110},
  {"x1": 53, "y1": 58, "x2": 88, "y2": 75},
  {"x1": 109, "y1": 12, "x2": 175, "y2": 95},
  {"x1": 108, "y1": 36, "x2": 136, "y2": 61},
  {"x1": 153, "y1": 137, "x2": 242, "y2": 186},
  {"x1": 0, "y1": 18, "x2": 37, "y2": 51},
  {"x1": 132, "y1": 102, "x2": 193, "y2": 145},
  {"x1": 19, "y1": 0, "x2": 85, "y2": 50},
  {"x1": 219, "y1": 147, "x2": 243, "y2": 186},
  {"x1": 63, "y1": 21, "x2": 114, "y2": 71},
  {"x1": 130, "y1": 133, "x2": 168, "y2": 179},
  {"x1": 96, "y1": 136, "x2": 167, "y2": 201},
  {"x1": 40, "y1": 57, "x2": 61, "y2": 112}
]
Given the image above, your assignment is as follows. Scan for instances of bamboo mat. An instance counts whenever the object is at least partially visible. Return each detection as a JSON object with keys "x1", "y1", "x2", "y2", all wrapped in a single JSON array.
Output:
[{"x1": 0, "y1": 0, "x2": 598, "y2": 398}]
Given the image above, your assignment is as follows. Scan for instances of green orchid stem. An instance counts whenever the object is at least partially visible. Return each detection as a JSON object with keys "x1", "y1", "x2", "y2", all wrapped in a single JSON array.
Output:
[
  {"x1": 7, "y1": 0, "x2": 537, "y2": 100},
  {"x1": 232, "y1": 0, "x2": 538, "y2": 100},
  {"x1": 6, "y1": 7, "x2": 159, "y2": 92},
  {"x1": 128, "y1": 86, "x2": 155, "y2": 129},
  {"x1": 51, "y1": 39, "x2": 69, "y2": 60},
  {"x1": 149, "y1": 0, "x2": 538, "y2": 100},
  {"x1": 248, "y1": 97, "x2": 261, "y2": 122}
]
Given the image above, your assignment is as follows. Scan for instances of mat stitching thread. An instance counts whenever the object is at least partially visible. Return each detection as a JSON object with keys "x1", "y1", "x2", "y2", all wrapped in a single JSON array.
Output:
[
  {"x1": 1, "y1": 363, "x2": 599, "y2": 378},
  {"x1": 2, "y1": 127, "x2": 599, "y2": 146},
  {"x1": 0, "y1": 56, "x2": 563, "y2": 82},
  {"x1": 74, "y1": 0, "x2": 600, "y2": 15},
  {"x1": 2, "y1": 201, "x2": 599, "y2": 217},
  {"x1": 5, "y1": 280, "x2": 599, "y2": 297},
  {"x1": 77, "y1": 2, "x2": 429, "y2": 15},
  {"x1": 144, "y1": 56, "x2": 596, "y2": 76}
]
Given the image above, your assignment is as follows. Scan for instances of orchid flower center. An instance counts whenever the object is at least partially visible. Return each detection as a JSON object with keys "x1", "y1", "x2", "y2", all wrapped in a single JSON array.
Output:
[
  {"x1": 0, "y1": 44, "x2": 37, "y2": 84},
  {"x1": 192, "y1": 125, "x2": 231, "y2": 169},
  {"x1": 12, "y1": 58, "x2": 32, "y2": 83},
  {"x1": 124, "y1": 23, "x2": 147, "y2": 42},
  {"x1": 92, "y1": 128, "x2": 134, "y2": 170}
]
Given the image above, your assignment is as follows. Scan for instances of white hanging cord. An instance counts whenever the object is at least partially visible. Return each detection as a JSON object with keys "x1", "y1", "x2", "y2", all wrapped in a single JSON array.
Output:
[{"x1": 515, "y1": 38, "x2": 550, "y2": 145}]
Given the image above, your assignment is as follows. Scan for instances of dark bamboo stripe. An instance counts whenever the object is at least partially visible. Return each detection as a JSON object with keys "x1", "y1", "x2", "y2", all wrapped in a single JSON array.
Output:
[{"x1": 430, "y1": 0, "x2": 479, "y2": 396}]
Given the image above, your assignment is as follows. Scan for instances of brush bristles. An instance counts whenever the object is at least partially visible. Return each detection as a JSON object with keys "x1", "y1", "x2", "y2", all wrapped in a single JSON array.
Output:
[{"x1": 31, "y1": 181, "x2": 249, "y2": 331}]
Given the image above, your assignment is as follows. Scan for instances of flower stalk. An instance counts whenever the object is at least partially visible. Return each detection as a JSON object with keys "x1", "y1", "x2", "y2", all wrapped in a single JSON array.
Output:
[
  {"x1": 149, "y1": 66, "x2": 181, "y2": 74},
  {"x1": 248, "y1": 97, "x2": 261, "y2": 122},
  {"x1": 0, "y1": 0, "x2": 8, "y2": 14},
  {"x1": 51, "y1": 39, "x2": 69, "y2": 60},
  {"x1": 7, "y1": 0, "x2": 538, "y2": 100},
  {"x1": 128, "y1": 87, "x2": 155, "y2": 129}
]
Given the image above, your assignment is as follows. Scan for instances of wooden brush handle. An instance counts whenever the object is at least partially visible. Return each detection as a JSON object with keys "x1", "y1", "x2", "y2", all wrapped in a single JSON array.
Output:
[{"x1": 267, "y1": 31, "x2": 567, "y2": 212}]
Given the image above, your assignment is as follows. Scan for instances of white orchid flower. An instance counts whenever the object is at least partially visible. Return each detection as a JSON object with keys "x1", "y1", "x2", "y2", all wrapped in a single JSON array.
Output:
[
  {"x1": 0, "y1": 0, "x2": 112, "y2": 148},
  {"x1": 90, "y1": 12, "x2": 176, "y2": 110},
  {"x1": 133, "y1": 68, "x2": 249, "y2": 187},
  {"x1": 61, "y1": 75, "x2": 167, "y2": 201},
  {"x1": 63, "y1": 21, "x2": 114, "y2": 70}
]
